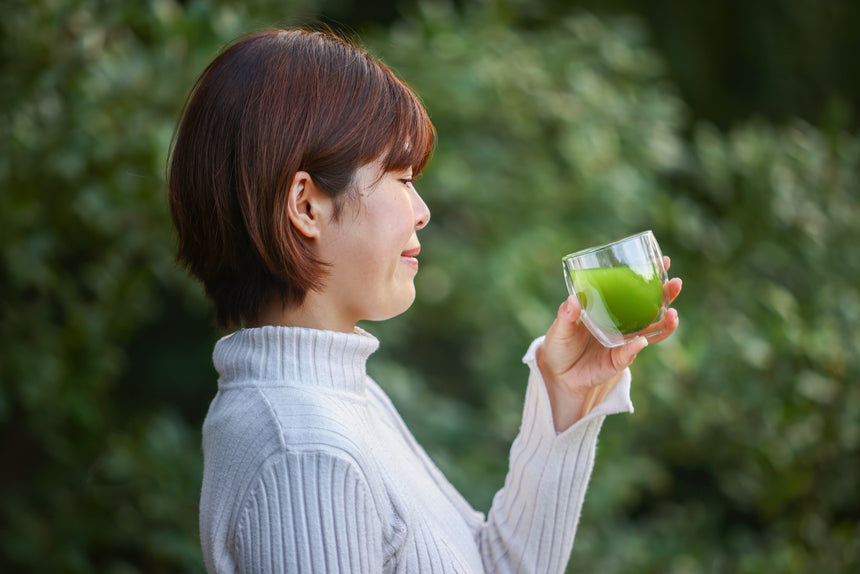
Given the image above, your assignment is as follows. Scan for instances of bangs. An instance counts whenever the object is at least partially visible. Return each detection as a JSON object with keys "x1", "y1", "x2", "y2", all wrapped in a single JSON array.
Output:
[
  {"x1": 378, "y1": 75, "x2": 436, "y2": 176},
  {"x1": 297, "y1": 40, "x2": 436, "y2": 195}
]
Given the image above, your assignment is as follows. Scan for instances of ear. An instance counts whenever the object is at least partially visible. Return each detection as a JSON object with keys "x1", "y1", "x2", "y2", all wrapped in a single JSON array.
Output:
[{"x1": 285, "y1": 171, "x2": 333, "y2": 239}]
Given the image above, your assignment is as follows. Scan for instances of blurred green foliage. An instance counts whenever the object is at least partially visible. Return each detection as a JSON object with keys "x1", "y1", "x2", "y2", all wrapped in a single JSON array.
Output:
[
  {"x1": 1, "y1": 0, "x2": 858, "y2": 572},
  {"x1": 491, "y1": 0, "x2": 860, "y2": 131}
]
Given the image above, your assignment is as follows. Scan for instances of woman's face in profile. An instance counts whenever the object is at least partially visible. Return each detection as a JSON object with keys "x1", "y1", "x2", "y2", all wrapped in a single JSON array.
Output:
[{"x1": 318, "y1": 160, "x2": 431, "y2": 326}]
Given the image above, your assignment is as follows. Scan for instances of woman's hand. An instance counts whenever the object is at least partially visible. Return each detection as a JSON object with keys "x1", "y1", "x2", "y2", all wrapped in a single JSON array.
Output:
[{"x1": 537, "y1": 256, "x2": 683, "y2": 432}]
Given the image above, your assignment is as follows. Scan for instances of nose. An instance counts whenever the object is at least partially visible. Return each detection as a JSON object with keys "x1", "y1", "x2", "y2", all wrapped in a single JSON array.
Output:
[{"x1": 412, "y1": 187, "x2": 431, "y2": 230}]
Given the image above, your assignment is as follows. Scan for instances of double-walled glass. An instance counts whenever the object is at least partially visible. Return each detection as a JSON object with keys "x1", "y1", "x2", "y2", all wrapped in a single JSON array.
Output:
[{"x1": 563, "y1": 230, "x2": 668, "y2": 348}]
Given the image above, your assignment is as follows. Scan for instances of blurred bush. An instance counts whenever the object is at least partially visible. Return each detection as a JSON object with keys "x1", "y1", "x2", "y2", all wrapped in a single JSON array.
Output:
[{"x1": 1, "y1": 0, "x2": 857, "y2": 572}]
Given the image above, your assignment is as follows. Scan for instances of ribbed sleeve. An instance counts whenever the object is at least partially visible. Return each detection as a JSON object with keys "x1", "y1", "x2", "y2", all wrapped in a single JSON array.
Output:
[
  {"x1": 235, "y1": 451, "x2": 384, "y2": 573},
  {"x1": 477, "y1": 335, "x2": 634, "y2": 573}
]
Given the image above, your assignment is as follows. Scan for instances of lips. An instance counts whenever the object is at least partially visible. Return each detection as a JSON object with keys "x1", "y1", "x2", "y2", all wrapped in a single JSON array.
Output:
[{"x1": 400, "y1": 246, "x2": 420, "y2": 271}]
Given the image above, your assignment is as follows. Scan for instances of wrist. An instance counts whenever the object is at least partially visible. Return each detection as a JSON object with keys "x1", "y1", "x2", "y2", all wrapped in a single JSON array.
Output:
[
  {"x1": 537, "y1": 344, "x2": 586, "y2": 431},
  {"x1": 537, "y1": 344, "x2": 624, "y2": 431},
  {"x1": 579, "y1": 372, "x2": 623, "y2": 418}
]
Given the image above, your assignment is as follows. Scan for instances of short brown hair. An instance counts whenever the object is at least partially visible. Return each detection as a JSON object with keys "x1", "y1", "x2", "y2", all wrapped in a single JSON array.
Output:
[{"x1": 167, "y1": 28, "x2": 435, "y2": 328}]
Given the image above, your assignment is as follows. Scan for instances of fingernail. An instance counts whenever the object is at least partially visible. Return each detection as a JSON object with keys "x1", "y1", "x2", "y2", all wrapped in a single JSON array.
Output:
[{"x1": 563, "y1": 296, "x2": 575, "y2": 314}]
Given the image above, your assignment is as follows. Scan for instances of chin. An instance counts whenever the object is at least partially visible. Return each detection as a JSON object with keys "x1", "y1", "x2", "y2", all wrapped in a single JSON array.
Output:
[{"x1": 369, "y1": 290, "x2": 416, "y2": 322}]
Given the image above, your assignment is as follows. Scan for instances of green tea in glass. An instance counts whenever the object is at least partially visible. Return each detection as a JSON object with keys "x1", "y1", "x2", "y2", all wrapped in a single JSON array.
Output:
[{"x1": 562, "y1": 230, "x2": 668, "y2": 348}]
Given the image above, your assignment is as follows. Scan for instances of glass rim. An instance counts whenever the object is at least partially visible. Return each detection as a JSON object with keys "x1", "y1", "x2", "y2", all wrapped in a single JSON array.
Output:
[{"x1": 562, "y1": 230, "x2": 654, "y2": 261}]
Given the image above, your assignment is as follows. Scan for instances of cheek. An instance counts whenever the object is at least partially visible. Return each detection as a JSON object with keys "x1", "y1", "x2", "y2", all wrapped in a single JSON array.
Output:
[
  {"x1": 345, "y1": 191, "x2": 416, "y2": 267},
  {"x1": 394, "y1": 199, "x2": 417, "y2": 237},
  {"x1": 375, "y1": 203, "x2": 414, "y2": 249}
]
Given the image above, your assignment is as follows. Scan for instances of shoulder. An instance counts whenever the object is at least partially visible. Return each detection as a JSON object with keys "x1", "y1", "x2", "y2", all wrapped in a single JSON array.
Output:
[
  {"x1": 244, "y1": 447, "x2": 383, "y2": 512},
  {"x1": 200, "y1": 385, "x2": 407, "y2": 562},
  {"x1": 204, "y1": 383, "x2": 376, "y2": 463}
]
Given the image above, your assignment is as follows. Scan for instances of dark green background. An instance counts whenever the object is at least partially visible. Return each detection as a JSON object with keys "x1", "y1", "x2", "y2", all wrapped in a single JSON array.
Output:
[{"x1": 2, "y1": 0, "x2": 858, "y2": 571}]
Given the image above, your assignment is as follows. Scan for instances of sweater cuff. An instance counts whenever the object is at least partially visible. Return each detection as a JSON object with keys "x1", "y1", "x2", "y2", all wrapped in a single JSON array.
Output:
[{"x1": 521, "y1": 335, "x2": 634, "y2": 439}]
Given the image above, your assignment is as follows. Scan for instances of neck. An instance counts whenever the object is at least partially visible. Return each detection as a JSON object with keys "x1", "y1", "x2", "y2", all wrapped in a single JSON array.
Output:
[{"x1": 248, "y1": 293, "x2": 356, "y2": 333}]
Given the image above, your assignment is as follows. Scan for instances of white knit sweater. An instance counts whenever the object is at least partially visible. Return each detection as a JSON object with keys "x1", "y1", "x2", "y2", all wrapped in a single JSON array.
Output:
[{"x1": 199, "y1": 326, "x2": 634, "y2": 573}]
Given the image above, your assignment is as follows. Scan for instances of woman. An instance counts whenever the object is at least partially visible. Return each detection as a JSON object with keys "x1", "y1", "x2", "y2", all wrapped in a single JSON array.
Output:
[{"x1": 168, "y1": 28, "x2": 681, "y2": 573}]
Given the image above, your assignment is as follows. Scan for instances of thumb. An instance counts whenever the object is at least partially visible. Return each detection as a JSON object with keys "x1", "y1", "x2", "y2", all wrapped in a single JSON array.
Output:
[{"x1": 546, "y1": 295, "x2": 583, "y2": 344}]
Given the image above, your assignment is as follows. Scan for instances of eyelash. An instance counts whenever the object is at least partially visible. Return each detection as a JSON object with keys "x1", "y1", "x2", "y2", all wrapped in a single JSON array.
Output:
[{"x1": 400, "y1": 178, "x2": 416, "y2": 186}]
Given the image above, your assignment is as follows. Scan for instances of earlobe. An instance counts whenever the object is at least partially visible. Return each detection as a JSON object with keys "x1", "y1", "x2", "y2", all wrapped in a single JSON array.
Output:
[{"x1": 286, "y1": 171, "x2": 330, "y2": 239}]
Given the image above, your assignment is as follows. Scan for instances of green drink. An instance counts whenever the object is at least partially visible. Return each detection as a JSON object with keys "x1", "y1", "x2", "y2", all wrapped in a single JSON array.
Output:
[
  {"x1": 563, "y1": 231, "x2": 668, "y2": 347},
  {"x1": 569, "y1": 265, "x2": 663, "y2": 335}
]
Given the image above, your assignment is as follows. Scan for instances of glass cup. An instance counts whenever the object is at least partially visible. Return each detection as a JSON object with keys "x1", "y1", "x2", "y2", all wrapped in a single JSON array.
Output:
[{"x1": 562, "y1": 230, "x2": 668, "y2": 348}]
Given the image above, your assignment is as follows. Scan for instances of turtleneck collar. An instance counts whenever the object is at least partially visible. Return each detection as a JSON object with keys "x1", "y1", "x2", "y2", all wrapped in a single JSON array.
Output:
[{"x1": 213, "y1": 326, "x2": 380, "y2": 396}]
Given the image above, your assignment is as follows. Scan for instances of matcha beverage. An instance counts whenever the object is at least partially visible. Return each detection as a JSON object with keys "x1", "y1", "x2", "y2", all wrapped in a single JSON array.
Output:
[
  {"x1": 563, "y1": 231, "x2": 668, "y2": 347},
  {"x1": 569, "y1": 265, "x2": 663, "y2": 335}
]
